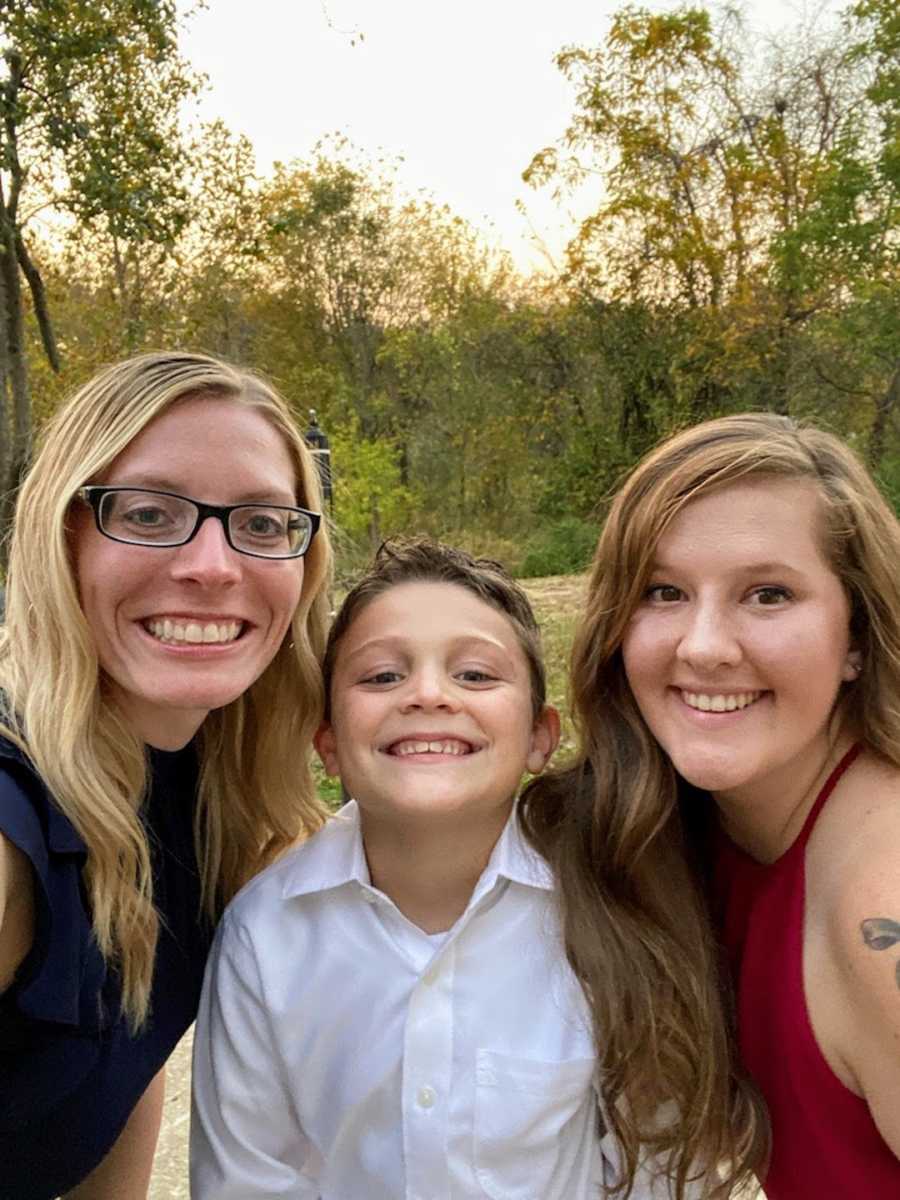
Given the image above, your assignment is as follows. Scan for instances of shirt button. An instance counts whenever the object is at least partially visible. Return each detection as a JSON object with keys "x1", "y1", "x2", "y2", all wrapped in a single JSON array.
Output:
[
  {"x1": 417, "y1": 1085, "x2": 436, "y2": 1109},
  {"x1": 423, "y1": 967, "x2": 439, "y2": 987}
]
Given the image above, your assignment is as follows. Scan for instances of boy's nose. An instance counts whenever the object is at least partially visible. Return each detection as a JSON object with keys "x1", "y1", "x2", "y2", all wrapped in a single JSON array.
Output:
[{"x1": 400, "y1": 668, "x2": 460, "y2": 712}]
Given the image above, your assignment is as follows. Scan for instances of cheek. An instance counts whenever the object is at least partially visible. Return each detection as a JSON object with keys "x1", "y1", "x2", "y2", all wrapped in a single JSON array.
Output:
[
  {"x1": 621, "y1": 619, "x2": 666, "y2": 695},
  {"x1": 72, "y1": 540, "x2": 119, "y2": 639},
  {"x1": 266, "y1": 564, "x2": 305, "y2": 636},
  {"x1": 69, "y1": 509, "x2": 100, "y2": 608},
  {"x1": 762, "y1": 615, "x2": 850, "y2": 682},
  {"x1": 330, "y1": 695, "x2": 373, "y2": 742}
]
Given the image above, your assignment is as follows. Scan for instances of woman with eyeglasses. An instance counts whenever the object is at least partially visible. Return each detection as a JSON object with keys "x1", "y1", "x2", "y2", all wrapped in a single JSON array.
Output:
[{"x1": 0, "y1": 351, "x2": 331, "y2": 1200}]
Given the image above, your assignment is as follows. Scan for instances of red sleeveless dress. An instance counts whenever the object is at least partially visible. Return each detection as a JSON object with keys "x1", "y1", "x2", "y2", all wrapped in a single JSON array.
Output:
[{"x1": 712, "y1": 745, "x2": 900, "y2": 1198}]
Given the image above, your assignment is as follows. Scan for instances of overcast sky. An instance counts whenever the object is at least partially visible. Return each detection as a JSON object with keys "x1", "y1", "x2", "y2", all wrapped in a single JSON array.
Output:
[{"x1": 178, "y1": 0, "x2": 843, "y2": 272}]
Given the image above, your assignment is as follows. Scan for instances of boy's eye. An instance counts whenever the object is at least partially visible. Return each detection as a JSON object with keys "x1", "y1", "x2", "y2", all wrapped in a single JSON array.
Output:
[
  {"x1": 645, "y1": 584, "x2": 683, "y2": 603},
  {"x1": 748, "y1": 586, "x2": 792, "y2": 606},
  {"x1": 456, "y1": 668, "x2": 495, "y2": 684},
  {"x1": 360, "y1": 670, "x2": 403, "y2": 686}
]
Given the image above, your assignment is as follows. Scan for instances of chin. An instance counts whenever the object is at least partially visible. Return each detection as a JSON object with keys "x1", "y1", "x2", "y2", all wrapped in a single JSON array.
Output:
[
  {"x1": 149, "y1": 674, "x2": 257, "y2": 713},
  {"x1": 669, "y1": 750, "x2": 749, "y2": 794}
]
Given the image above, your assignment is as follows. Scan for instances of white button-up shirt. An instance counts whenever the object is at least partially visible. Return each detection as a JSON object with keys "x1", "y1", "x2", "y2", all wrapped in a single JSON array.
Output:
[{"x1": 191, "y1": 804, "x2": 671, "y2": 1199}]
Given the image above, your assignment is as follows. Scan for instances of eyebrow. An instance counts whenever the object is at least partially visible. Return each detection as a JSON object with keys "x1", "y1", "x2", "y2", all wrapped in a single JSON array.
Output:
[
  {"x1": 102, "y1": 475, "x2": 298, "y2": 505},
  {"x1": 650, "y1": 559, "x2": 808, "y2": 577},
  {"x1": 341, "y1": 632, "x2": 512, "y2": 664}
]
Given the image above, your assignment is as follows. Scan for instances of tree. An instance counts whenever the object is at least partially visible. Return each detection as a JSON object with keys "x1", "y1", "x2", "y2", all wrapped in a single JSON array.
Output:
[
  {"x1": 257, "y1": 143, "x2": 504, "y2": 432},
  {"x1": 525, "y1": 4, "x2": 896, "y2": 419},
  {"x1": 0, "y1": 0, "x2": 200, "y2": 563}
]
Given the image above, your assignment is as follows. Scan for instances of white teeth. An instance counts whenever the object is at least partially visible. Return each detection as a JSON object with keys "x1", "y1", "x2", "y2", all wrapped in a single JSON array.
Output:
[
  {"x1": 392, "y1": 739, "x2": 471, "y2": 757},
  {"x1": 682, "y1": 691, "x2": 761, "y2": 712},
  {"x1": 146, "y1": 619, "x2": 242, "y2": 645}
]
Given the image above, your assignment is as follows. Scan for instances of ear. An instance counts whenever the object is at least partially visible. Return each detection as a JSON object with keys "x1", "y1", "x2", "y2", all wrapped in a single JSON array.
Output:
[
  {"x1": 313, "y1": 721, "x2": 341, "y2": 777},
  {"x1": 842, "y1": 649, "x2": 863, "y2": 682},
  {"x1": 526, "y1": 705, "x2": 561, "y2": 775}
]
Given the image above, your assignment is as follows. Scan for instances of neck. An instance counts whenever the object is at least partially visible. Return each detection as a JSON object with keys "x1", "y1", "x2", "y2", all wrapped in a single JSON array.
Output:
[
  {"x1": 111, "y1": 688, "x2": 207, "y2": 750},
  {"x1": 715, "y1": 731, "x2": 857, "y2": 862},
  {"x1": 360, "y1": 802, "x2": 513, "y2": 933}
]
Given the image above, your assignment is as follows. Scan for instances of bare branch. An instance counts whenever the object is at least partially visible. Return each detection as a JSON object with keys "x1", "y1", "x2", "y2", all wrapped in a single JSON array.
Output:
[{"x1": 15, "y1": 230, "x2": 60, "y2": 372}]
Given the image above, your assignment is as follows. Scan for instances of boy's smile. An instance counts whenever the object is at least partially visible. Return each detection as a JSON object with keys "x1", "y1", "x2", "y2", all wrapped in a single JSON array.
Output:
[
  {"x1": 385, "y1": 736, "x2": 477, "y2": 758},
  {"x1": 315, "y1": 581, "x2": 558, "y2": 830}
]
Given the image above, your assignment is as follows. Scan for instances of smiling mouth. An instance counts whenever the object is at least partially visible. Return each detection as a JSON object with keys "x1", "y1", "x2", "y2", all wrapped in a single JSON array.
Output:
[
  {"x1": 143, "y1": 618, "x2": 244, "y2": 645},
  {"x1": 386, "y1": 738, "x2": 477, "y2": 757},
  {"x1": 681, "y1": 690, "x2": 763, "y2": 713}
]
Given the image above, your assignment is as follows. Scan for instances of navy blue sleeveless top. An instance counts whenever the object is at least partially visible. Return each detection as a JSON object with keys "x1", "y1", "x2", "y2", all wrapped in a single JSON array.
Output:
[{"x1": 0, "y1": 736, "x2": 213, "y2": 1199}]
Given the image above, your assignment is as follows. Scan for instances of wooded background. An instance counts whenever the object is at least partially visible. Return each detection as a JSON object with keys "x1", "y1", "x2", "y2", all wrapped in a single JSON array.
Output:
[{"x1": 0, "y1": 0, "x2": 897, "y2": 578}]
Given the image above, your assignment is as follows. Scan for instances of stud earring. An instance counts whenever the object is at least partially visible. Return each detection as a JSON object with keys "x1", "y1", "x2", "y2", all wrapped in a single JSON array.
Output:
[{"x1": 845, "y1": 655, "x2": 862, "y2": 679}]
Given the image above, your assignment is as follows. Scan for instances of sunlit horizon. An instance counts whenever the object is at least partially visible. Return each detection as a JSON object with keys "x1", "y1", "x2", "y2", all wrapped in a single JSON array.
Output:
[{"x1": 177, "y1": 0, "x2": 842, "y2": 275}]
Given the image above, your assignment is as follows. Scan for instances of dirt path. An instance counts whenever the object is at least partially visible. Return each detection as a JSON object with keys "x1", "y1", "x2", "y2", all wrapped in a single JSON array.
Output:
[{"x1": 150, "y1": 1030, "x2": 192, "y2": 1199}]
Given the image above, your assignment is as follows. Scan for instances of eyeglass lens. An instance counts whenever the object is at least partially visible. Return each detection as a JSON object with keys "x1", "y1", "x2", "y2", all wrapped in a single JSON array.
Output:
[{"x1": 98, "y1": 490, "x2": 311, "y2": 557}]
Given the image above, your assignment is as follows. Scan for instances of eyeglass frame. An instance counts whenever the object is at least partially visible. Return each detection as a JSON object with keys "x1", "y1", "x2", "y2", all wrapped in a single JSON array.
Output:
[{"x1": 76, "y1": 485, "x2": 321, "y2": 560}]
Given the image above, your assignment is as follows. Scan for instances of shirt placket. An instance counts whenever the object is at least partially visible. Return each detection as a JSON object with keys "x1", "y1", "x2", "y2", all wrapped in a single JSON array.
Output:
[{"x1": 401, "y1": 939, "x2": 455, "y2": 1200}]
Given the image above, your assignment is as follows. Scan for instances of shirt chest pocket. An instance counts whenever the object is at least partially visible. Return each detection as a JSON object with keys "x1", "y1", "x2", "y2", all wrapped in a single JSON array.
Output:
[{"x1": 473, "y1": 1049, "x2": 598, "y2": 1200}]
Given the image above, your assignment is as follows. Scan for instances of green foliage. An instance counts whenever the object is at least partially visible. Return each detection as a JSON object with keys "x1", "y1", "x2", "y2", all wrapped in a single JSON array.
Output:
[
  {"x1": 0, "y1": 0, "x2": 202, "y2": 564},
  {"x1": 10, "y1": 1, "x2": 900, "y2": 578},
  {"x1": 313, "y1": 760, "x2": 345, "y2": 811},
  {"x1": 519, "y1": 517, "x2": 599, "y2": 579},
  {"x1": 525, "y1": 0, "x2": 900, "y2": 452},
  {"x1": 328, "y1": 418, "x2": 416, "y2": 563}
]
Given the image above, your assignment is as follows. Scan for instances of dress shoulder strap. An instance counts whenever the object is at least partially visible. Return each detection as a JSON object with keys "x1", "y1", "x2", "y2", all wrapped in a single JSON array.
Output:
[{"x1": 795, "y1": 742, "x2": 862, "y2": 851}]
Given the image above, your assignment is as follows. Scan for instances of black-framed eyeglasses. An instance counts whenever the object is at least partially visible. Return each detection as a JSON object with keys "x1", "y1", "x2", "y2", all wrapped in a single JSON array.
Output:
[{"x1": 77, "y1": 486, "x2": 321, "y2": 560}]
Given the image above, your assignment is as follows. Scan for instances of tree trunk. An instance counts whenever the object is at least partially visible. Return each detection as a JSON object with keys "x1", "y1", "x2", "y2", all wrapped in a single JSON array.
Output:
[
  {"x1": 0, "y1": 203, "x2": 31, "y2": 571},
  {"x1": 868, "y1": 360, "x2": 900, "y2": 470},
  {"x1": 16, "y1": 231, "x2": 60, "y2": 372},
  {"x1": 367, "y1": 495, "x2": 381, "y2": 556},
  {"x1": 0, "y1": 241, "x2": 11, "y2": 576}
]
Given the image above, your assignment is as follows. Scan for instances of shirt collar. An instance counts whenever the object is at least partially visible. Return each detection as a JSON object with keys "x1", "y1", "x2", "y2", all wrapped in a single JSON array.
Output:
[
  {"x1": 280, "y1": 800, "x2": 553, "y2": 900},
  {"x1": 481, "y1": 802, "x2": 554, "y2": 892}
]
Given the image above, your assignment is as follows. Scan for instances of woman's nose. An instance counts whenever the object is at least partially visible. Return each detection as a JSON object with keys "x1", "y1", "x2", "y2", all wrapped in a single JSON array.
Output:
[
  {"x1": 675, "y1": 602, "x2": 743, "y2": 672},
  {"x1": 168, "y1": 516, "x2": 242, "y2": 586}
]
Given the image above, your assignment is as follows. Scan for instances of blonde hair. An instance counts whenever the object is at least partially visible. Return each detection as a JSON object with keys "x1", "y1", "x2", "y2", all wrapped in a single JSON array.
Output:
[
  {"x1": 522, "y1": 412, "x2": 900, "y2": 1197},
  {"x1": 0, "y1": 351, "x2": 333, "y2": 1029}
]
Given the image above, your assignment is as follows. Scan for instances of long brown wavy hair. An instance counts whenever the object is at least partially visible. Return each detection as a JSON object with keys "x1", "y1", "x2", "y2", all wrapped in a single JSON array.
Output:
[
  {"x1": 521, "y1": 413, "x2": 900, "y2": 1197},
  {"x1": 0, "y1": 351, "x2": 333, "y2": 1029}
]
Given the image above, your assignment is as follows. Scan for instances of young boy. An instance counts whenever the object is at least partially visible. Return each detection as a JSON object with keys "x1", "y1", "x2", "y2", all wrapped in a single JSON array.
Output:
[{"x1": 191, "y1": 540, "x2": 646, "y2": 1198}]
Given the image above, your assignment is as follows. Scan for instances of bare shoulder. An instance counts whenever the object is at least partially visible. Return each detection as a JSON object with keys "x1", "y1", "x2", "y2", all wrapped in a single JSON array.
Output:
[
  {"x1": 813, "y1": 752, "x2": 900, "y2": 941},
  {"x1": 0, "y1": 829, "x2": 33, "y2": 915},
  {"x1": 0, "y1": 829, "x2": 36, "y2": 991},
  {"x1": 814, "y1": 752, "x2": 900, "y2": 1156},
  {"x1": 811, "y1": 750, "x2": 900, "y2": 888}
]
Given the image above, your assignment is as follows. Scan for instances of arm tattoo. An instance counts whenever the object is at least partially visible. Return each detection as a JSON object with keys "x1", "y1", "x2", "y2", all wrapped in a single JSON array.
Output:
[{"x1": 860, "y1": 918, "x2": 900, "y2": 990}]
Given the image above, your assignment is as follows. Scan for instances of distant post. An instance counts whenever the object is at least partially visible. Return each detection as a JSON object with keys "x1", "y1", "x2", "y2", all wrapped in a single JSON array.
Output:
[{"x1": 304, "y1": 410, "x2": 333, "y2": 511}]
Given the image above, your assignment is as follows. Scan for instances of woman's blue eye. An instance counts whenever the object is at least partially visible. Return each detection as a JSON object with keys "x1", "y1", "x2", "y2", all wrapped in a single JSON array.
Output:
[
  {"x1": 362, "y1": 671, "x2": 402, "y2": 685},
  {"x1": 124, "y1": 506, "x2": 170, "y2": 527},
  {"x1": 240, "y1": 511, "x2": 286, "y2": 540}
]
